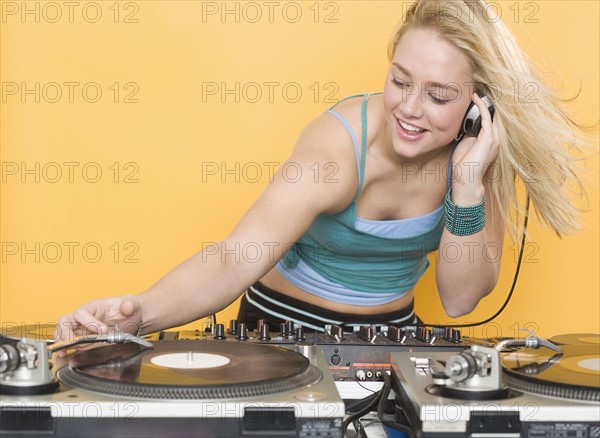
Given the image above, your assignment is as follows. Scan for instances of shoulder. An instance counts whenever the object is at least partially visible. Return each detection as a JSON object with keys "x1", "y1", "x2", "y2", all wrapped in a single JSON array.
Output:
[
  {"x1": 279, "y1": 97, "x2": 368, "y2": 213},
  {"x1": 299, "y1": 93, "x2": 385, "y2": 153},
  {"x1": 324, "y1": 93, "x2": 386, "y2": 150},
  {"x1": 325, "y1": 92, "x2": 384, "y2": 124},
  {"x1": 274, "y1": 94, "x2": 386, "y2": 214},
  {"x1": 293, "y1": 94, "x2": 386, "y2": 170}
]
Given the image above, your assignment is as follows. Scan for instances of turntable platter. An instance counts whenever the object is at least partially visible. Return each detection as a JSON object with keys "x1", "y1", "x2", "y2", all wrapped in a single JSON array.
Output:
[
  {"x1": 57, "y1": 341, "x2": 323, "y2": 400},
  {"x1": 550, "y1": 333, "x2": 600, "y2": 347},
  {"x1": 501, "y1": 343, "x2": 600, "y2": 402}
]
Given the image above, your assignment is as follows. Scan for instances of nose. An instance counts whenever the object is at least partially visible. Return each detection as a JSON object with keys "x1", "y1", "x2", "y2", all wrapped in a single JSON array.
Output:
[{"x1": 398, "y1": 84, "x2": 424, "y2": 119}]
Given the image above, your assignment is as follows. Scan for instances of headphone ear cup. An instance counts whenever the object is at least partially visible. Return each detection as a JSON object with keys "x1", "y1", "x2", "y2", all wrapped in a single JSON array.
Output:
[
  {"x1": 468, "y1": 100, "x2": 496, "y2": 136},
  {"x1": 458, "y1": 97, "x2": 495, "y2": 139},
  {"x1": 457, "y1": 101, "x2": 479, "y2": 140},
  {"x1": 469, "y1": 114, "x2": 483, "y2": 136}
]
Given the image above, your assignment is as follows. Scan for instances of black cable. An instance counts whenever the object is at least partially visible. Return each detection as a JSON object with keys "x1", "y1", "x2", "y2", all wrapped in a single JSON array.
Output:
[
  {"x1": 342, "y1": 385, "x2": 384, "y2": 436},
  {"x1": 377, "y1": 373, "x2": 415, "y2": 438},
  {"x1": 344, "y1": 390, "x2": 379, "y2": 414},
  {"x1": 355, "y1": 379, "x2": 378, "y2": 394},
  {"x1": 411, "y1": 194, "x2": 531, "y2": 330}
]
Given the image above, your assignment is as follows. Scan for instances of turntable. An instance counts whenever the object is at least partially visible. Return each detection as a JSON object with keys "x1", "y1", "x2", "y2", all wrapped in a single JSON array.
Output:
[
  {"x1": 390, "y1": 333, "x2": 600, "y2": 437},
  {"x1": 0, "y1": 331, "x2": 344, "y2": 437}
]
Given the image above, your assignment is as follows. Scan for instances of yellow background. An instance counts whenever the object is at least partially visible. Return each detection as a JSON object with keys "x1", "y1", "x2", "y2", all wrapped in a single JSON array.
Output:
[{"x1": 1, "y1": 1, "x2": 598, "y2": 339}]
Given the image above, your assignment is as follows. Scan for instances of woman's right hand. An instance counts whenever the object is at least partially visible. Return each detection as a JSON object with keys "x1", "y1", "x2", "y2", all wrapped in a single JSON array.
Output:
[{"x1": 54, "y1": 295, "x2": 142, "y2": 356}]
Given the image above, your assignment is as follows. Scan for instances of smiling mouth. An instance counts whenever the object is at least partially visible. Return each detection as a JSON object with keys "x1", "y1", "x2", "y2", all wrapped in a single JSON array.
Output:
[{"x1": 398, "y1": 120, "x2": 426, "y2": 133}]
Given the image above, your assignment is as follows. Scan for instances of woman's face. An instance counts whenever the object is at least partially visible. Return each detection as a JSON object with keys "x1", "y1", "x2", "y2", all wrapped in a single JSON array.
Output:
[{"x1": 383, "y1": 27, "x2": 474, "y2": 160}]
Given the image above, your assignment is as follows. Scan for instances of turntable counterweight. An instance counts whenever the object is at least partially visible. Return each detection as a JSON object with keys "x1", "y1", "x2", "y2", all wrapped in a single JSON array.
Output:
[{"x1": 0, "y1": 339, "x2": 57, "y2": 395}]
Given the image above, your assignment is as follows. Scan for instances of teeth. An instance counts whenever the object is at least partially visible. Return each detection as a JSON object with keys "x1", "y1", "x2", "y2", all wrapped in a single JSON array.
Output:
[{"x1": 399, "y1": 121, "x2": 424, "y2": 132}]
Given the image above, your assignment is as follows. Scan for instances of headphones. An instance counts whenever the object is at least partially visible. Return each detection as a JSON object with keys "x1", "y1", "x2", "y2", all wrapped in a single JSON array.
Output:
[{"x1": 455, "y1": 95, "x2": 495, "y2": 141}]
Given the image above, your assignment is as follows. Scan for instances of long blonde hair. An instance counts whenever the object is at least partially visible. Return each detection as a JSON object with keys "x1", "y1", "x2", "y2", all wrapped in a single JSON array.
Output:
[{"x1": 389, "y1": 0, "x2": 591, "y2": 238}]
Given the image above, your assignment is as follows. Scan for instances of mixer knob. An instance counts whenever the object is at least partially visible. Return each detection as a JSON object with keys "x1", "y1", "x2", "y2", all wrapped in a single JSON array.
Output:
[
  {"x1": 423, "y1": 329, "x2": 433, "y2": 343},
  {"x1": 228, "y1": 319, "x2": 238, "y2": 335},
  {"x1": 295, "y1": 326, "x2": 305, "y2": 341},
  {"x1": 257, "y1": 319, "x2": 266, "y2": 333},
  {"x1": 387, "y1": 326, "x2": 403, "y2": 343},
  {"x1": 258, "y1": 323, "x2": 271, "y2": 341},
  {"x1": 280, "y1": 322, "x2": 287, "y2": 338},
  {"x1": 285, "y1": 320, "x2": 295, "y2": 336},
  {"x1": 329, "y1": 325, "x2": 344, "y2": 340},
  {"x1": 358, "y1": 325, "x2": 373, "y2": 341},
  {"x1": 237, "y1": 323, "x2": 249, "y2": 340},
  {"x1": 415, "y1": 327, "x2": 432, "y2": 343},
  {"x1": 451, "y1": 328, "x2": 462, "y2": 343},
  {"x1": 416, "y1": 326, "x2": 423, "y2": 340},
  {"x1": 213, "y1": 323, "x2": 226, "y2": 340},
  {"x1": 444, "y1": 327, "x2": 452, "y2": 340}
]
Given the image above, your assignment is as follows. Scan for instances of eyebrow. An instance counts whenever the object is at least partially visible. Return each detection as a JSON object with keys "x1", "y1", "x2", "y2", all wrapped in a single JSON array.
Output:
[{"x1": 392, "y1": 62, "x2": 461, "y2": 93}]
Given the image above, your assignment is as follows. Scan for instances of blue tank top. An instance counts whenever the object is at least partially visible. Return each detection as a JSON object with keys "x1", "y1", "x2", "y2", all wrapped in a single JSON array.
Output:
[{"x1": 276, "y1": 93, "x2": 448, "y2": 298}]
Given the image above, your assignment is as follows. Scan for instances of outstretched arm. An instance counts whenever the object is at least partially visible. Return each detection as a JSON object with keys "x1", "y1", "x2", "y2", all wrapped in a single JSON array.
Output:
[{"x1": 55, "y1": 112, "x2": 358, "y2": 342}]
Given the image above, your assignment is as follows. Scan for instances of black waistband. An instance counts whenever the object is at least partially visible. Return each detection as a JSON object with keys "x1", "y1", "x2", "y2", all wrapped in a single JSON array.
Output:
[{"x1": 237, "y1": 281, "x2": 417, "y2": 332}]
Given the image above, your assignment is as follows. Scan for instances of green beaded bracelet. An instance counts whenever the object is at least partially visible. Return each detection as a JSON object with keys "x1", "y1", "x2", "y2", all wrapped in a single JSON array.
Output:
[{"x1": 444, "y1": 189, "x2": 486, "y2": 236}]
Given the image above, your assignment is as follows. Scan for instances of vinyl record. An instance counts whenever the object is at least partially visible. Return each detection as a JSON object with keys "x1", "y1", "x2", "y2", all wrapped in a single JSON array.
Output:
[
  {"x1": 550, "y1": 333, "x2": 600, "y2": 347},
  {"x1": 501, "y1": 344, "x2": 600, "y2": 402},
  {"x1": 57, "y1": 340, "x2": 322, "y2": 400}
]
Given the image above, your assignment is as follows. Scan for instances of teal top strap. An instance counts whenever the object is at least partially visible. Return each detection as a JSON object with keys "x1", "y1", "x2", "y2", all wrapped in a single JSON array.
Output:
[
  {"x1": 326, "y1": 93, "x2": 369, "y2": 111},
  {"x1": 356, "y1": 94, "x2": 370, "y2": 200},
  {"x1": 326, "y1": 92, "x2": 379, "y2": 202}
]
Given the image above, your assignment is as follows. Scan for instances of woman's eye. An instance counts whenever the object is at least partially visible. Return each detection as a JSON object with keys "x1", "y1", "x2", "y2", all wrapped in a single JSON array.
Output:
[
  {"x1": 430, "y1": 94, "x2": 449, "y2": 105},
  {"x1": 391, "y1": 78, "x2": 407, "y2": 87}
]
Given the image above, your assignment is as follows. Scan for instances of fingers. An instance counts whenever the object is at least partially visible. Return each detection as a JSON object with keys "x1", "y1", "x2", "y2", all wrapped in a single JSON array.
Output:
[
  {"x1": 55, "y1": 314, "x2": 78, "y2": 343},
  {"x1": 54, "y1": 300, "x2": 110, "y2": 342},
  {"x1": 472, "y1": 93, "x2": 493, "y2": 133},
  {"x1": 56, "y1": 296, "x2": 140, "y2": 338},
  {"x1": 471, "y1": 93, "x2": 500, "y2": 177},
  {"x1": 54, "y1": 309, "x2": 106, "y2": 357},
  {"x1": 492, "y1": 111, "x2": 501, "y2": 148},
  {"x1": 76, "y1": 303, "x2": 111, "y2": 334},
  {"x1": 472, "y1": 93, "x2": 500, "y2": 149},
  {"x1": 453, "y1": 94, "x2": 500, "y2": 187},
  {"x1": 53, "y1": 296, "x2": 143, "y2": 356},
  {"x1": 55, "y1": 311, "x2": 101, "y2": 341}
]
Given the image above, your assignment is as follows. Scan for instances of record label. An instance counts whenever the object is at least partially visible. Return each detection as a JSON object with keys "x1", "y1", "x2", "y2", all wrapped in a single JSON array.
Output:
[
  {"x1": 150, "y1": 352, "x2": 230, "y2": 369},
  {"x1": 577, "y1": 358, "x2": 600, "y2": 372}
]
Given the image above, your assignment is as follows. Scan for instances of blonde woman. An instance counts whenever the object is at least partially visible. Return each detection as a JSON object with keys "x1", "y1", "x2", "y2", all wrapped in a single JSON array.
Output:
[{"x1": 56, "y1": 0, "x2": 585, "y2": 343}]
